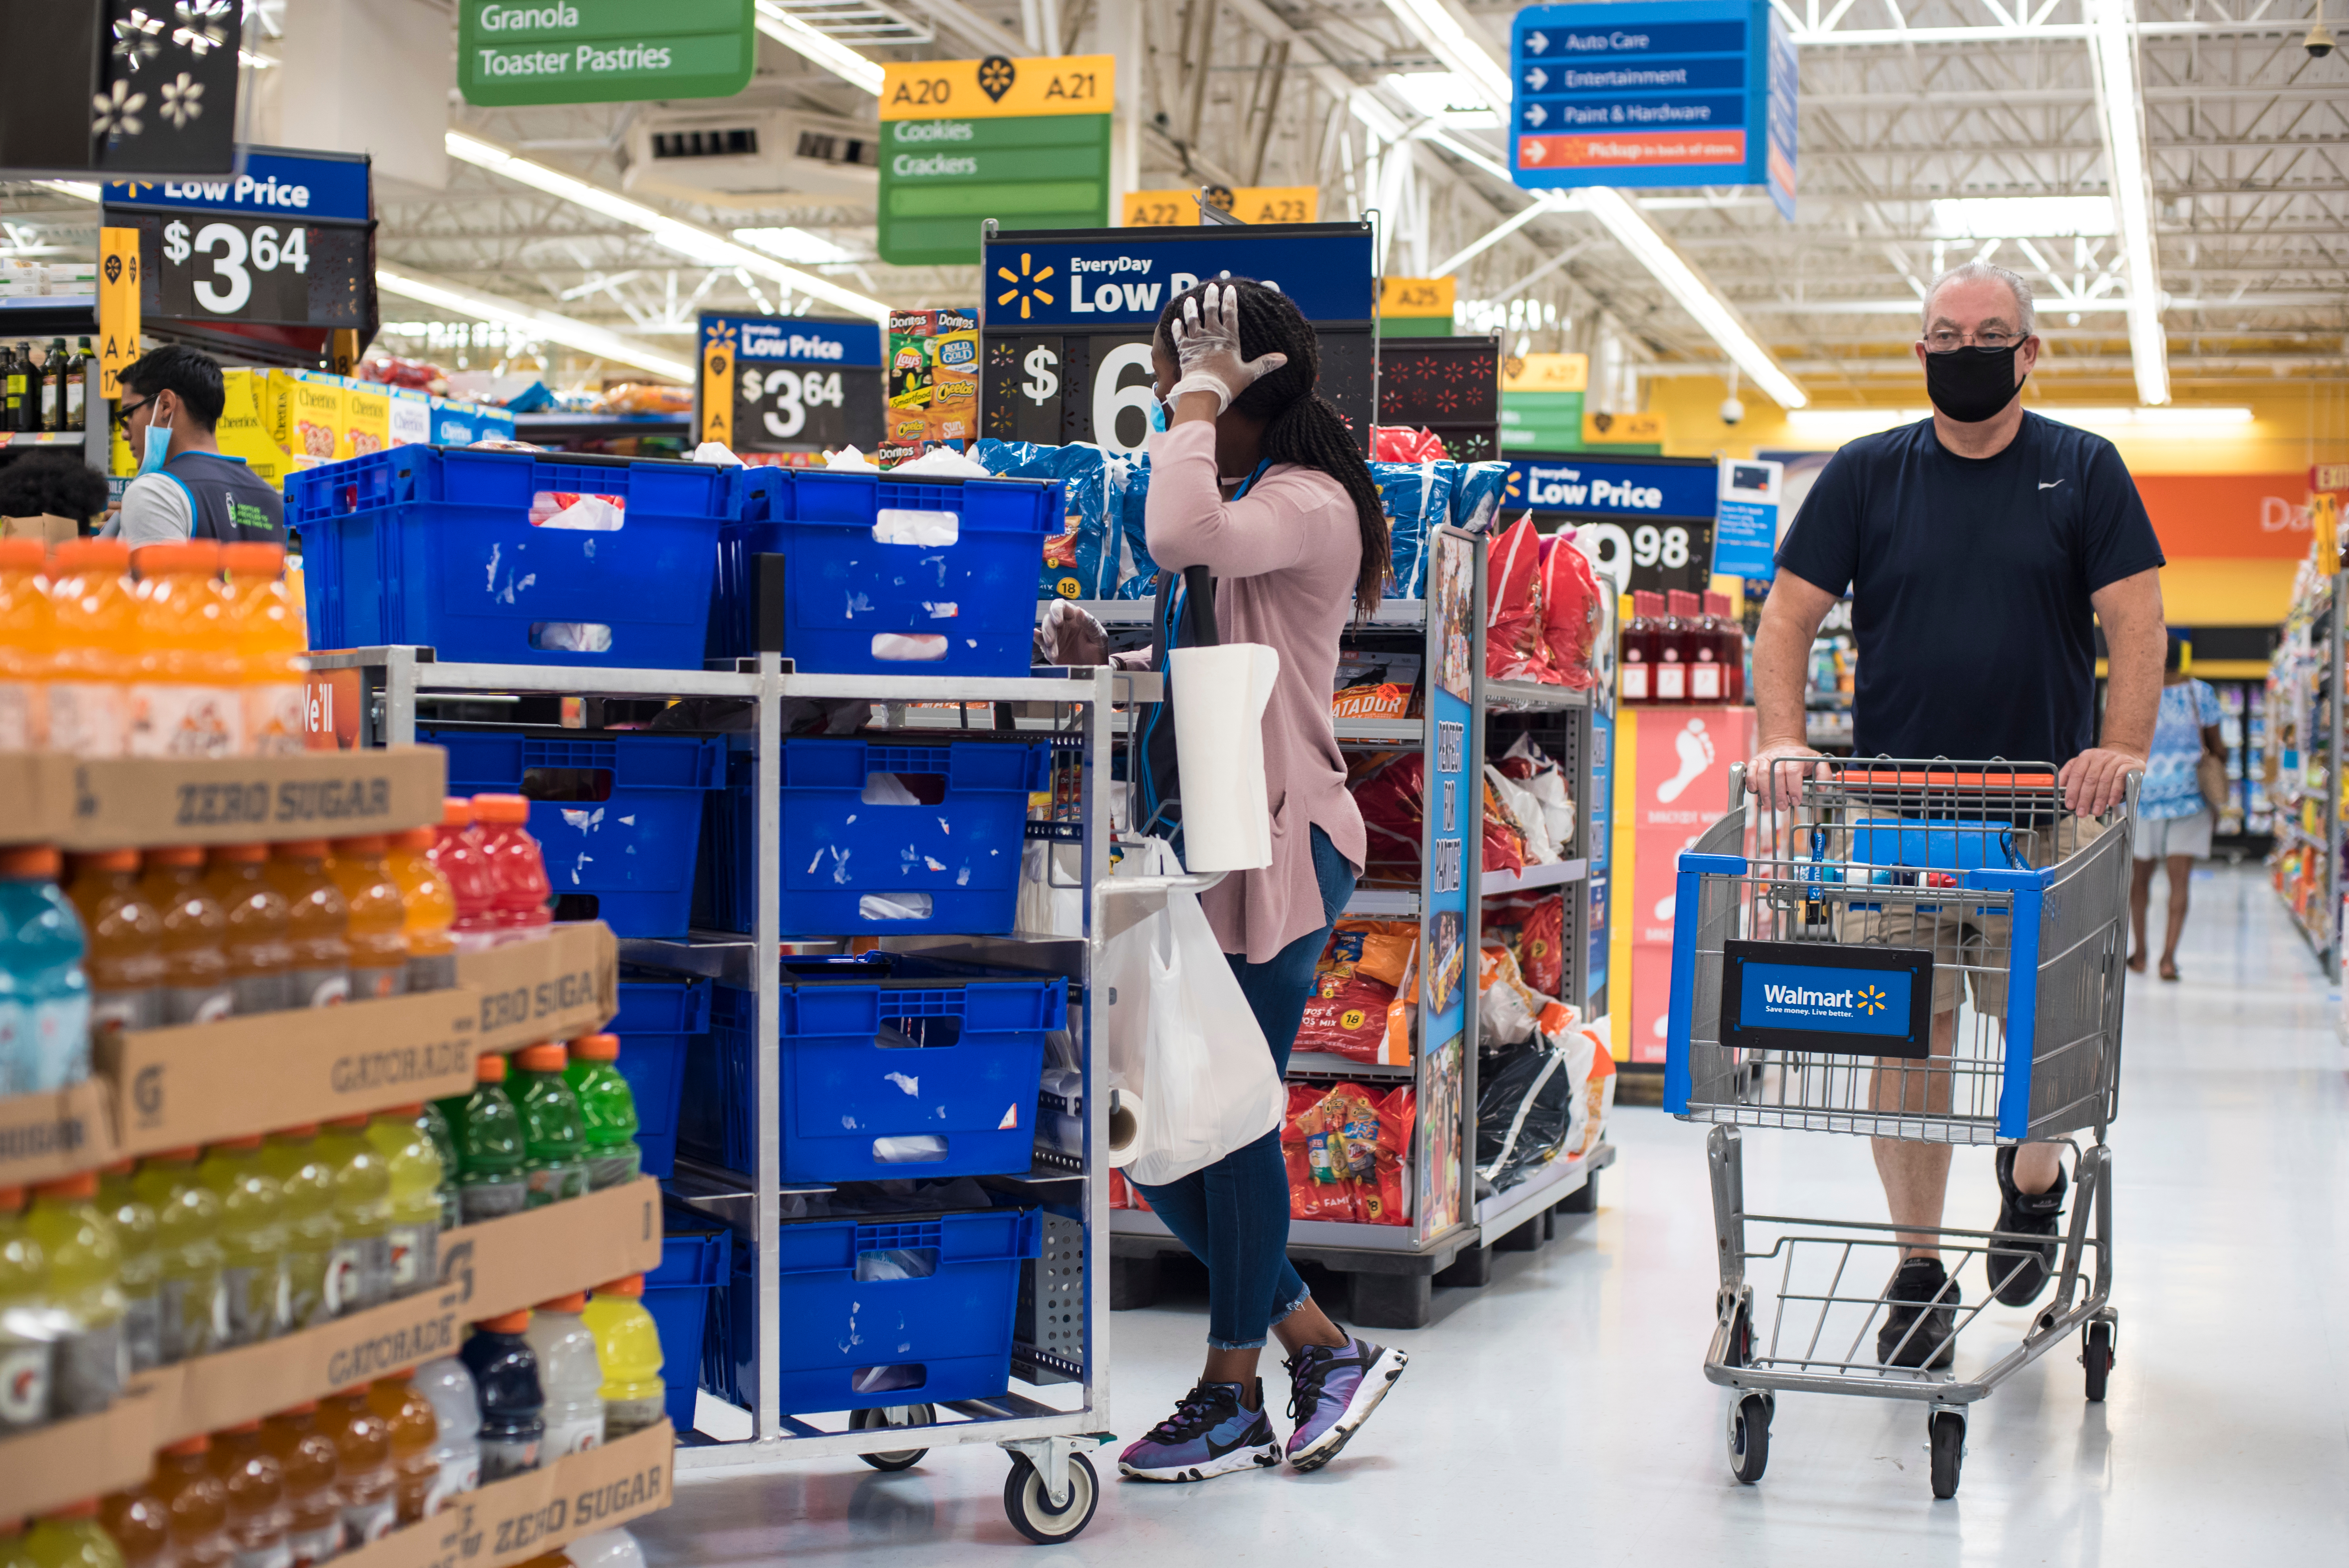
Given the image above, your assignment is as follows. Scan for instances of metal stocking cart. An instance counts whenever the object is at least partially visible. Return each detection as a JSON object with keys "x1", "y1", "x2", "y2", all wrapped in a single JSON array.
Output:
[{"x1": 1663, "y1": 757, "x2": 2133, "y2": 1499}]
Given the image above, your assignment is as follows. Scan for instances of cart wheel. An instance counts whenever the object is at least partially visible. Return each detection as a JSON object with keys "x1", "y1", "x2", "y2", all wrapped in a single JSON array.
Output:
[
  {"x1": 2082, "y1": 1322, "x2": 2113, "y2": 1404},
  {"x1": 1928, "y1": 1411, "x2": 1965, "y2": 1500},
  {"x1": 1003, "y1": 1451, "x2": 1099, "y2": 1544},
  {"x1": 850, "y1": 1404, "x2": 935, "y2": 1471},
  {"x1": 1727, "y1": 1295, "x2": 1754, "y2": 1369},
  {"x1": 1726, "y1": 1392, "x2": 1771, "y2": 1485}
]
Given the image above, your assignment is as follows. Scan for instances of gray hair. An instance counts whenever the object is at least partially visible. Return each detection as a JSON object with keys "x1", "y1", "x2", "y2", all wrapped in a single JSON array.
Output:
[{"x1": 1922, "y1": 261, "x2": 2036, "y2": 338}]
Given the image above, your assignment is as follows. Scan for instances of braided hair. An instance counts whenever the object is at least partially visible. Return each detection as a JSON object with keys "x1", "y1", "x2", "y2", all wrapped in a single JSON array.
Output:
[{"x1": 1153, "y1": 278, "x2": 1390, "y2": 614}]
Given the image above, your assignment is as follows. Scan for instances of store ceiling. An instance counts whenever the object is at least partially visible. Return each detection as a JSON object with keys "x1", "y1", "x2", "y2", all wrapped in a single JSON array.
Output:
[{"x1": 3, "y1": 0, "x2": 2341, "y2": 404}]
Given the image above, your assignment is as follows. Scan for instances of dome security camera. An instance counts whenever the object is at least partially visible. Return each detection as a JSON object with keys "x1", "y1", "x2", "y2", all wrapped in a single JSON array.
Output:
[
  {"x1": 2309, "y1": 19, "x2": 2337, "y2": 56},
  {"x1": 1720, "y1": 396, "x2": 1746, "y2": 426}
]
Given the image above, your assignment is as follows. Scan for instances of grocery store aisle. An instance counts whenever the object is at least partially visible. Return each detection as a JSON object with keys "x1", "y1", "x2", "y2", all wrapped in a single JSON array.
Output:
[{"x1": 639, "y1": 864, "x2": 2349, "y2": 1563}]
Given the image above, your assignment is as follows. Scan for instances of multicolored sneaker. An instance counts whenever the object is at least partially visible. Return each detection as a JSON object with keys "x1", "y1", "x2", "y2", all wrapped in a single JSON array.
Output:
[
  {"x1": 1117, "y1": 1379, "x2": 1282, "y2": 1482},
  {"x1": 1284, "y1": 1338, "x2": 1408, "y2": 1472}
]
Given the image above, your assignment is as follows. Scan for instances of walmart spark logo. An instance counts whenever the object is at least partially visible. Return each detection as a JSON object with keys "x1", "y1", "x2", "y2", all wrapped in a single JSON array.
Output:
[
  {"x1": 995, "y1": 252, "x2": 1056, "y2": 321},
  {"x1": 1857, "y1": 984, "x2": 1888, "y2": 1016}
]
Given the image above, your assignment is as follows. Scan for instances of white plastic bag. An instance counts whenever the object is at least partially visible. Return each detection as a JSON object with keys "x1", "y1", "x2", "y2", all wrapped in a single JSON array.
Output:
[{"x1": 1101, "y1": 882, "x2": 1284, "y2": 1185}]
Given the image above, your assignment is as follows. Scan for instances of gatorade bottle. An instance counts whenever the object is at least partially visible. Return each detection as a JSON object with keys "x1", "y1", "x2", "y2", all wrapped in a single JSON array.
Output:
[
  {"x1": 257, "y1": 1127, "x2": 339, "y2": 1330},
  {"x1": 205, "y1": 845, "x2": 293, "y2": 1017},
  {"x1": 21, "y1": 1502, "x2": 125, "y2": 1568},
  {"x1": 219, "y1": 541, "x2": 306, "y2": 757},
  {"x1": 24, "y1": 1171, "x2": 124, "y2": 1417},
  {"x1": 562, "y1": 1036, "x2": 641, "y2": 1192},
  {"x1": 385, "y1": 827, "x2": 456, "y2": 995},
  {"x1": 412, "y1": 1356, "x2": 483, "y2": 1514},
  {"x1": 65, "y1": 851, "x2": 164, "y2": 1036},
  {"x1": 127, "y1": 540, "x2": 241, "y2": 759},
  {"x1": 97, "y1": 1485, "x2": 171, "y2": 1568},
  {"x1": 565, "y1": 1530, "x2": 648, "y2": 1568},
  {"x1": 365, "y1": 1371, "x2": 441, "y2": 1525},
  {"x1": 130, "y1": 1148, "x2": 226, "y2": 1365},
  {"x1": 429, "y1": 800, "x2": 500, "y2": 954},
  {"x1": 435, "y1": 1055, "x2": 525, "y2": 1223},
  {"x1": 267, "y1": 842, "x2": 349, "y2": 1010},
  {"x1": 153, "y1": 1435, "x2": 234, "y2": 1568},
  {"x1": 525, "y1": 1294, "x2": 605, "y2": 1460},
  {"x1": 93, "y1": 1163, "x2": 160, "y2": 1374},
  {"x1": 326, "y1": 838, "x2": 407, "y2": 1003},
  {"x1": 580, "y1": 1277, "x2": 665, "y2": 1441},
  {"x1": 198, "y1": 1137, "x2": 288, "y2": 1347},
  {"x1": 514, "y1": 1046, "x2": 588, "y2": 1207},
  {"x1": 319, "y1": 1387, "x2": 398, "y2": 1548},
  {"x1": 470, "y1": 797, "x2": 552, "y2": 942},
  {"x1": 0, "y1": 847, "x2": 91, "y2": 1094},
  {"x1": 207, "y1": 1421, "x2": 291, "y2": 1568},
  {"x1": 0, "y1": 1185, "x2": 51, "y2": 1432},
  {"x1": 257, "y1": 1404, "x2": 342, "y2": 1568},
  {"x1": 45, "y1": 538, "x2": 135, "y2": 759},
  {"x1": 138, "y1": 846, "x2": 233, "y2": 1026},
  {"x1": 316, "y1": 1117, "x2": 390, "y2": 1317},
  {"x1": 460, "y1": 1311, "x2": 545, "y2": 1481},
  {"x1": 0, "y1": 537, "x2": 53, "y2": 751},
  {"x1": 420, "y1": 1101, "x2": 460, "y2": 1234},
  {"x1": 363, "y1": 1108, "x2": 442, "y2": 1298}
]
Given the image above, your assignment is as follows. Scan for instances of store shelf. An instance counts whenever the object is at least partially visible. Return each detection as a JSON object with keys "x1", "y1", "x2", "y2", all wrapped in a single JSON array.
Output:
[
  {"x1": 0, "y1": 429, "x2": 94, "y2": 449},
  {"x1": 1485, "y1": 678, "x2": 1592, "y2": 710},
  {"x1": 1334, "y1": 715, "x2": 1425, "y2": 744},
  {"x1": 1474, "y1": 1142, "x2": 1616, "y2": 1241},
  {"x1": 1287, "y1": 1052, "x2": 1414, "y2": 1079},
  {"x1": 1345, "y1": 887, "x2": 1423, "y2": 916},
  {"x1": 1484, "y1": 857, "x2": 1588, "y2": 895}
]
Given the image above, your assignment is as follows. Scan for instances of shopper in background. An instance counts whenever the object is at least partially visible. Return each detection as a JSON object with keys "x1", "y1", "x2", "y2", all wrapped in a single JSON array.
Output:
[
  {"x1": 105, "y1": 345, "x2": 286, "y2": 548},
  {"x1": 2129, "y1": 632, "x2": 2225, "y2": 980},
  {"x1": 1100, "y1": 279, "x2": 1407, "y2": 1485},
  {"x1": 1748, "y1": 261, "x2": 2167, "y2": 1361}
]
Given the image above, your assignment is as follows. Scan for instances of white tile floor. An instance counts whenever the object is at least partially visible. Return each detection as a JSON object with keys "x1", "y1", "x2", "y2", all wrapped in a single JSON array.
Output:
[{"x1": 639, "y1": 864, "x2": 2349, "y2": 1562}]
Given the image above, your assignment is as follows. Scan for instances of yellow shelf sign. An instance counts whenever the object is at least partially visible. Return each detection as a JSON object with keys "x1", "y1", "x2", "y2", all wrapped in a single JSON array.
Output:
[
  {"x1": 1502, "y1": 352, "x2": 1589, "y2": 393},
  {"x1": 1583, "y1": 410, "x2": 1662, "y2": 444},
  {"x1": 97, "y1": 227, "x2": 141, "y2": 405},
  {"x1": 1120, "y1": 186, "x2": 1320, "y2": 227},
  {"x1": 881, "y1": 54, "x2": 1114, "y2": 121},
  {"x1": 1379, "y1": 276, "x2": 1455, "y2": 317}
]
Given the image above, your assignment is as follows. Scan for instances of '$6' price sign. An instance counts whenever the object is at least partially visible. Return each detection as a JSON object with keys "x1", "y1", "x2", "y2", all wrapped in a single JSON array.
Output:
[{"x1": 159, "y1": 213, "x2": 313, "y2": 321}]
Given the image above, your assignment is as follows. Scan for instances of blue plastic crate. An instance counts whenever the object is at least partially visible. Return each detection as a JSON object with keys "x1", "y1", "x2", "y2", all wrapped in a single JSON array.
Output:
[
  {"x1": 642, "y1": 1206, "x2": 731, "y2": 1432},
  {"x1": 710, "y1": 466, "x2": 1061, "y2": 675},
  {"x1": 290, "y1": 446, "x2": 730, "y2": 669},
  {"x1": 706, "y1": 1206, "x2": 1040, "y2": 1415},
  {"x1": 679, "y1": 953, "x2": 1065, "y2": 1183},
  {"x1": 609, "y1": 973, "x2": 711, "y2": 1179},
  {"x1": 704, "y1": 735, "x2": 1050, "y2": 938},
  {"x1": 421, "y1": 725, "x2": 727, "y2": 939}
]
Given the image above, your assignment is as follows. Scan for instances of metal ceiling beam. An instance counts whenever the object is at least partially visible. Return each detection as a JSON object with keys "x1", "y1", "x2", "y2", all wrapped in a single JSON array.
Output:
[{"x1": 376, "y1": 266, "x2": 697, "y2": 379}]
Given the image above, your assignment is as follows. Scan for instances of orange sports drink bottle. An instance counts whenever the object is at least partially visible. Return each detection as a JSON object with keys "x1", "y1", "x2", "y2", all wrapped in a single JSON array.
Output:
[
  {"x1": 327, "y1": 835, "x2": 409, "y2": 1002},
  {"x1": 127, "y1": 540, "x2": 242, "y2": 759},
  {"x1": 206, "y1": 845, "x2": 294, "y2": 1016},
  {"x1": 0, "y1": 537, "x2": 53, "y2": 750},
  {"x1": 45, "y1": 537, "x2": 135, "y2": 758},
  {"x1": 268, "y1": 841, "x2": 351, "y2": 1009},
  {"x1": 220, "y1": 541, "x2": 309, "y2": 756},
  {"x1": 386, "y1": 826, "x2": 457, "y2": 994}
]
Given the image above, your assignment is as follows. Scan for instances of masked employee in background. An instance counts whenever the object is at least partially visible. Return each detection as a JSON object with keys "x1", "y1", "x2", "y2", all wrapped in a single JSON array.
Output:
[
  {"x1": 1748, "y1": 261, "x2": 2166, "y2": 1367},
  {"x1": 104, "y1": 344, "x2": 285, "y2": 547}
]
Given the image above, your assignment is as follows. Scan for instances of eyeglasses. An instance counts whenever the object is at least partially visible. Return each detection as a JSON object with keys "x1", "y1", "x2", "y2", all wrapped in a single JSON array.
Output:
[
  {"x1": 112, "y1": 397, "x2": 154, "y2": 431},
  {"x1": 1923, "y1": 329, "x2": 2025, "y2": 353}
]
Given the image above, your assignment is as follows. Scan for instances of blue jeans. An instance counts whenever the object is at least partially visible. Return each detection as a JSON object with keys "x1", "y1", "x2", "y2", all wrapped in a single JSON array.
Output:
[{"x1": 1130, "y1": 825, "x2": 1357, "y2": 1350}]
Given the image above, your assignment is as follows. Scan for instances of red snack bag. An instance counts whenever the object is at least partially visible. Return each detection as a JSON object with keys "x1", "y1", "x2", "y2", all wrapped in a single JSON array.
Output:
[
  {"x1": 1482, "y1": 779, "x2": 1527, "y2": 874},
  {"x1": 1297, "y1": 924, "x2": 1405, "y2": 1063},
  {"x1": 1485, "y1": 516, "x2": 1552, "y2": 681},
  {"x1": 1349, "y1": 752, "x2": 1427, "y2": 882},
  {"x1": 1373, "y1": 1085, "x2": 1416, "y2": 1226},
  {"x1": 1286, "y1": 1087, "x2": 1356, "y2": 1222},
  {"x1": 1536, "y1": 533, "x2": 1603, "y2": 688},
  {"x1": 1372, "y1": 425, "x2": 1449, "y2": 462},
  {"x1": 1516, "y1": 895, "x2": 1565, "y2": 996}
]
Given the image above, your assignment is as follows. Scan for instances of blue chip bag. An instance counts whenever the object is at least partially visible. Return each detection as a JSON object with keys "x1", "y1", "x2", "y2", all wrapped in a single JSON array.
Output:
[
  {"x1": 1370, "y1": 459, "x2": 1456, "y2": 599},
  {"x1": 1452, "y1": 461, "x2": 1509, "y2": 534},
  {"x1": 976, "y1": 438, "x2": 1119, "y2": 600},
  {"x1": 1108, "y1": 450, "x2": 1162, "y2": 599}
]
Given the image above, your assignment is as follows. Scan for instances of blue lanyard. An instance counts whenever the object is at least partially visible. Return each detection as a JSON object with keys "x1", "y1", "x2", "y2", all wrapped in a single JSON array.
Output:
[{"x1": 1228, "y1": 458, "x2": 1270, "y2": 499}]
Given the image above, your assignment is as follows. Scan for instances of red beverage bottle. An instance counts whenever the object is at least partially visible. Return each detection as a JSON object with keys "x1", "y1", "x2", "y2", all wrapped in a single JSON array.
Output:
[
  {"x1": 470, "y1": 795, "x2": 552, "y2": 942},
  {"x1": 1658, "y1": 589, "x2": 1701, "y2": 704},
  {"x1": 1685, "y1": 590, "x2": 1725, "y2": 705},
  {"x1": 1618, "y1": 591, "x2": 1659, "y2": 705},
  {"x1": 1705, "y1": 591, "x2": 1746, "y2": 704},
  {"x1": 427, "y1": 797, "x2": 500, "y2": 954}
]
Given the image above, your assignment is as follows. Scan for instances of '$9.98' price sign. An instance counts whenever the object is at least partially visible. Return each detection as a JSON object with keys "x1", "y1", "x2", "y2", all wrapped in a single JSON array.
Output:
[{"x1": 154, "y1": 212, "x2": 321, "y2": 324}]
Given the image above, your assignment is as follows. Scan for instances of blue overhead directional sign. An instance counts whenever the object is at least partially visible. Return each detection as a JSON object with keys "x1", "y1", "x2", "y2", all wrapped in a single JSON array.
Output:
[{"x1": 1511, "y1": 0, "x2": 1796, "y2": 217}]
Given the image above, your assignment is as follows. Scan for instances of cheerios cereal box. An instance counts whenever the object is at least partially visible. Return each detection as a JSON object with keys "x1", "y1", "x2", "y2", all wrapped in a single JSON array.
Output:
[{"x1": 342, "y1": 381, "x2": 389, "y2": 461}]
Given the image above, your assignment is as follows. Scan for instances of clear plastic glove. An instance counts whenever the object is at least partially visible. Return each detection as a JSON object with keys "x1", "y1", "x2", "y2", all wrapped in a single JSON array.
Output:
[
  {"x1": 1033, "y1": 597, "x2": 1109, "y2": 667},
  {"x1": 1167, "y1": 282, "x2": 1288, "y2": 413},
  {"x1": 1750, "y1": 739, "x2": 1827, "y2": 813}
]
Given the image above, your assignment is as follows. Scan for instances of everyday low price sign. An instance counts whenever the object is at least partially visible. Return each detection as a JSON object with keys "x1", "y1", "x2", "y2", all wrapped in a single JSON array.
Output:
[{"x1": 459, "y1": 0, "x2": 755, "y2": 106}]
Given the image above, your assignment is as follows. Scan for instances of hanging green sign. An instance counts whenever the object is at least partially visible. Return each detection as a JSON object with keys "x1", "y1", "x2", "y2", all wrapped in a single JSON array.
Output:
[
  {"x1": 878, "y1": 55, "x2": 1114, "y2": 267},
  {"x1": 459, "y1": 0, "x2": 755, "y2": 107}
]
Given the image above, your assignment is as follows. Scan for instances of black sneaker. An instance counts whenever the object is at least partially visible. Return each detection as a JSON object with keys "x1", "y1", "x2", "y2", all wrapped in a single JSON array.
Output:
[
  {"x1": 1875, "y1": 1257, "x2": 1958, "y2": 1369},
  {"x1": 1987, "y1": 1145, "x2": 2067, "y2": 1307}
]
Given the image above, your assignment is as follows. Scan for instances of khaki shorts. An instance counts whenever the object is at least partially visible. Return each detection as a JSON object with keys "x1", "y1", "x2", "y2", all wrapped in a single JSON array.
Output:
[{"x1": 1834, "y1": 814, "x2": 2104, "y2": 1018}]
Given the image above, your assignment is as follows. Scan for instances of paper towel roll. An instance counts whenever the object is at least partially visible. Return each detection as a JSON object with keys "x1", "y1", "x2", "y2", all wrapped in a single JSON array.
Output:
[
  {"x1": 1167, "y1": 641, "x2": 1280, "y2": 871},
  {"x1": 1105, "y1": 1087, "x2": 1145, "y2": 1167}
]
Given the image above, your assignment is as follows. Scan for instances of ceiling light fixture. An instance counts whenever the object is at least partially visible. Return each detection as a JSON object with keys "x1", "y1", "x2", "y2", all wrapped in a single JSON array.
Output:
[
  {"x1": 375, "y1": 267, "x2": 696, "y2": 381},
  {"x1": 2084, "y1": 0, "x2": 2170, "y2": 406},
  {"x1": 752, "y1": 1, "x2": 885, "y2": 95}
]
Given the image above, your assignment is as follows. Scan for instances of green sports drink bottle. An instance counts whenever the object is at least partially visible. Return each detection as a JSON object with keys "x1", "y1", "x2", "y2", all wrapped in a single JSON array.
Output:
[
  {"x1": 421, "y1": 1100, "x2": 461, "y2": 1232},
  {"x1": 318, "y1": 1116, "x2": 392, "y2": 1315},
  {"x1": 435, "y1": 1053, "x2": 527, "y2": 1223},
  {"x1": 95, "y1": 1162, "x2": 160, "y2": 1373},
  {"x1": 513, "y1": 1044, "x2": 588, "y2": 1208},
  {"x1": 366, "y1": 1106, "x2": 445, "y2": 1297},
  {"x1": 198, "y1": 1136, "x2": 288, "y2": 1346},
  {"x1": 129, "y1": 1149, "x2": 226, "y2": 1365},
  {"x1": 24, "y1": 1172, "x2": 125, "y2": 1416},
  {"x1": 561, "y1": 1034, "x2": 642, "y2": 1191}
]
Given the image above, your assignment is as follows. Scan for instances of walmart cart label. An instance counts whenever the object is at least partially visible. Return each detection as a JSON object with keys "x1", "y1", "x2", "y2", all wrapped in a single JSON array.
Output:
[{"x1": 1720, "y1": 940, "x2": 1931, "y2": 1058}]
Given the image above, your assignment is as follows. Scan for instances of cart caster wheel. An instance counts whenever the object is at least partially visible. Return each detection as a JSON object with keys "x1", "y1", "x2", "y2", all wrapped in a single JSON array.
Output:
[
  {"x1": 1726, "y1": 1392, "x2": 1771, "y2": 1485},
  {"x1": 1003, "y1": 1451, "x2": 1099, "y2": 1544},
  {"x1": 2082, "y1": 1321, "x2": 2113, "y2": 1403},
  {"x1": 850, "y1": 1404, "x2": 935, "y2": 1471},
  {"x1": 1928, "y1": 1410, "x2": 1965, "y2": 1500},
  {"x1": 1726, "y1": 1294, "x2": 1754, "y2": 1369}
]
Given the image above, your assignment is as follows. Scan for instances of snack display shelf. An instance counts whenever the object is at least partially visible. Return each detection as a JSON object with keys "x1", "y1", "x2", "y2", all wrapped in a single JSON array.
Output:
[
  {"x1": 318, "y1": 644, "x2": 1131, "y2": 1531},
  {"x1": 2264, "y1": 561, "x2": 2342, "y2": 972}
]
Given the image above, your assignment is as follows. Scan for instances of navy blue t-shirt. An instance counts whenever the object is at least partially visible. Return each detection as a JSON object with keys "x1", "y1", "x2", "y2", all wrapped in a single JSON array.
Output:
[{"x1": 1775, "y1": 412, "x2": 2165, "y2": 767}]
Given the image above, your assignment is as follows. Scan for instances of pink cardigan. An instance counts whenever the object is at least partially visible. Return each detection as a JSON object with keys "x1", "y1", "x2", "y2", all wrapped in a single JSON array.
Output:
[{"x1": 1145, "y1": 421, "x2": 1367, "y2": 964}]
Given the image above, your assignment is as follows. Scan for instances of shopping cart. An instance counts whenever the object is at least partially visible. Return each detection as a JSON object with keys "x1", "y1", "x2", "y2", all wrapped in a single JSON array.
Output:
[{"x1": 1664, "y1": 756, "x2": 2132, "y2": 1499}]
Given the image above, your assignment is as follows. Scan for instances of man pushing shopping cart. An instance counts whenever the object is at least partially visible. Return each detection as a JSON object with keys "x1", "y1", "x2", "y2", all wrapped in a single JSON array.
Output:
[{"x1": 1664, "y1": 261, "x2": 2168, "y2": 1498}]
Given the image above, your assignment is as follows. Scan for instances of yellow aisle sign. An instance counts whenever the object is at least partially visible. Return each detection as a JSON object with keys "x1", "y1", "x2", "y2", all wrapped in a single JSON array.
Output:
[
  {"x1": 97, "y1": 227, "x2": 142, "y2": 403},
  {"x1": 1121, "y1": 186, "x2": 1319, "y2": 226},
  {"x1": 880, "y1": 54, "x2": 1114, "y2": 120},
  {"x1": 1584, "y1": 410, "x2": 1663, "y2": 444},
  {"x1": 700, "y1": 319, "x2": 737, "y2": 447},
  {"x1": 1502, "y1": 352, "x2": 1589, "y2": 393},
  {"x1": 1379, "y1": 276, "x2": 1455, "y2": 317}
]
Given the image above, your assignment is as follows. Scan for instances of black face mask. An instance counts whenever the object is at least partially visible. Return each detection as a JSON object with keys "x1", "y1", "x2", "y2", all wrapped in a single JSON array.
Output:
[{"x1": 1924, "y1": 342, "x2": 2025, "y2": 423}]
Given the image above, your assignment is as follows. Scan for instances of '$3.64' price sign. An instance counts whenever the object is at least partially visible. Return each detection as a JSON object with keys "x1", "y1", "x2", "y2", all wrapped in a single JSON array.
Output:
[
  {"x1": 138, "y1": 210, "x2": 355, "y2": 327},
  {"x1": 738, "y1": 366, "x2": 850, "y2": 445}
]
